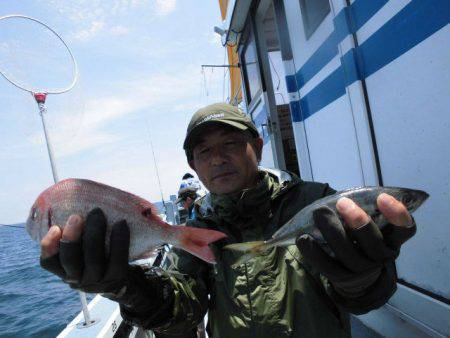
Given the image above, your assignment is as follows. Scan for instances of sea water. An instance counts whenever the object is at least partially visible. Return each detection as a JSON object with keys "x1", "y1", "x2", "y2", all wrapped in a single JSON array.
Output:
[{"x1": 0, "y1": 225, "x2": 93, "y2": 337}]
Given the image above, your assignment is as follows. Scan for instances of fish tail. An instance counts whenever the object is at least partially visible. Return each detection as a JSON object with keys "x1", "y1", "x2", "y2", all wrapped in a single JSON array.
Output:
[
  {"x1": 223, "y1": 241, "x2": 269, "y2": 267},
  {"x1": 175, "y1": 226, "x2": 227, "y2": 264}
]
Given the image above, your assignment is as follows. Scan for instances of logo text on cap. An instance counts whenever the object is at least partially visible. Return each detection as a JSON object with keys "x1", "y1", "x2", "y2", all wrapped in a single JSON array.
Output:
[{"x1": 197, "y1": 113, "x2": 225, "y2": 126}]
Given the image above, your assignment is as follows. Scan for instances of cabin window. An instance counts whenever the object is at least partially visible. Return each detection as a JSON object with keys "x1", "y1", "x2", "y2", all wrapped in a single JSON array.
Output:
[
  {"x1": 241, "y1": 27, "x2": 261, "y2": 104},
  {"x1": 300, "y1": 0, "x2": 330, "y2": 39}
]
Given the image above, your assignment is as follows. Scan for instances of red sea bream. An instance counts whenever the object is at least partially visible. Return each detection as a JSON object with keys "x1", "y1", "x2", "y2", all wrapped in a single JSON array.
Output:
[{"x1": 26, "y1": 178, "x2": 227, "y2": 263}]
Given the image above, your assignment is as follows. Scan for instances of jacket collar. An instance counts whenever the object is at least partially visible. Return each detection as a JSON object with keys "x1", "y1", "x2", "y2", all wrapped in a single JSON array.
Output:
[{"x1": 195, "y1": 167, "x2": 298, "y2": 219}]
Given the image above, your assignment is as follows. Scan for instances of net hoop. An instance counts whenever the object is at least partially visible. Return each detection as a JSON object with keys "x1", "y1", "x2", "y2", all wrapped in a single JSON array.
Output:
[{"x1": 0, "y1": 14, "x2": 78, "y2": 95}]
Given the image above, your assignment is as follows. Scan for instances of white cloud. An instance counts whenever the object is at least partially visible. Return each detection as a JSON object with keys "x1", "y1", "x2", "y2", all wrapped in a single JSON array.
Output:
[
  {"x1": 19, "y1": 63, "x2": 225, "y2": 160},
  {"x1": 110, "y1": 25, "x2": 131, "y2": 35},
  {"x1": 43, "y1": 0, "x2": 173, "y2": 26},
  {"x1": 0, "y1": 59, "x2": 226, "y2": 163},
  {"x1": 82, "y1": 96, "x2": 143, "y2": 128},
  {"x1": 43, "y1": 0, "x2": 150, "y2": 22},
  {"x1": 81, "y1": 146, "x2": 192, "y2": 203},
  {"x1": 56, "y1": 132, "x2": 122, "y2": 157},
  {"x1": 72, "y1": 22, "x2": 132, "y2": 41},
  {"x1": 155, "y1": 0, "x2": 176, "y2": 16},
  {"x1": 40, "y1": 0, "x2": 152, "y2": 41},
  {"x1": 73, "y1": 21, "x2": 105, "y2": 41},
  {"x1": 24, "y1": 96, "x2": 140, "y2": 157}
]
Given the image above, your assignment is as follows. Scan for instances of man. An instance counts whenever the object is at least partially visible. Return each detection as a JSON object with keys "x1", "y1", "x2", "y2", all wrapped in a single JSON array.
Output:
[
  {"x1": 176, "y1": 174, "x2": 200, "y2": 221},
  {"x1": 177, "y1": 186, "x2": 197, "y2": 219},
  {"x1": 40, "y1": 103, "x2": 417, "y2": 337}
]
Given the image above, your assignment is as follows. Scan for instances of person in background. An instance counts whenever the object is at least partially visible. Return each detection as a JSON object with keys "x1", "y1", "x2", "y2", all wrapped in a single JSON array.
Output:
[
  {"x1": 176, "y1": 173, "x2": 202, "y2": 221},
  {"x1": 176, "y1": 187, "x2": 198, "y2": 221},
  {"x1": 40, "y1": 103, "x2": 417, "y2": 338},
  {"x1": 180, "y1": 173, "x2": 196, "y2": 185},
  {"x1": 179, "y1": 173, "x2": 202, "y2": 194}
]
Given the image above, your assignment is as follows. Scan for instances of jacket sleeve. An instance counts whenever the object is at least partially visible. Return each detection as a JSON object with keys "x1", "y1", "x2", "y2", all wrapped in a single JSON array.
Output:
[
  {"x1": 322, "y1": 263, "x2": 397, "y2": 315},
  {"x1": 302, "y1": 181, "x2": 397, "y2": 314},
  {"x1": 120, "y1": 249, "x2": 210, "y2": 333}
]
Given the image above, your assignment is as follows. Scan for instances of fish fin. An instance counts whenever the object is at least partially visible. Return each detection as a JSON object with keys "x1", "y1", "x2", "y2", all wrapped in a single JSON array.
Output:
[
  {"x1": 224, "y1": 241, "x2": 268, "y2": 267},
  {"x1": 224, "y1": 241, "x2": 266, "y2": 252},
  {"x1": 176, "y1": 226, "x2": 227, "y2": 264}
]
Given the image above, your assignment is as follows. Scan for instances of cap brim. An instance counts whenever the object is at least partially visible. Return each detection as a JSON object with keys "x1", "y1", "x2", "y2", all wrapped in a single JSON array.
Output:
[{"x1": 183, "y1": 120, "x2": 248, "y2": 150}]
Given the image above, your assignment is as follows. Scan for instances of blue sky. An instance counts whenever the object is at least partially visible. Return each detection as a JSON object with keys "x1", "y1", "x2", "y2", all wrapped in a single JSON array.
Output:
[{"x1": 0, "y1": 1, "x2": 229, "y2": 224}]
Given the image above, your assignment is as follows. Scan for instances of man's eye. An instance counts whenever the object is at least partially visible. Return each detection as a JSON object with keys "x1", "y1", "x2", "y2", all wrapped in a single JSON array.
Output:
[
  {"x1": 199, "y1": 147, "x2": 210, "y2": 154},
  {"x1": 224, "y1": 140, "x2": 237, "y2": 146}
]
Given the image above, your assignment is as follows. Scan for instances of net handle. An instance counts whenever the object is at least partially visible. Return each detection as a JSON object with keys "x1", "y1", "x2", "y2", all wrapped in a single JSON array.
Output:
[{"x1": 0, "y1": 14, "x2": 78, "y2": 95}]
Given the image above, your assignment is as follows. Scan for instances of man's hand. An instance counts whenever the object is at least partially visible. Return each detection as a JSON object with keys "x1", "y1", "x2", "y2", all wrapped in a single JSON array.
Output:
[
  {"x1": 40, "y1": 208, "x2": 130, "y2": 296},
  {"x1": 296, "y1": 193, "x2": 416, "y2": 312},
  {"x1": 40, "y1": 208, "x2": 172, "y2": 315}
]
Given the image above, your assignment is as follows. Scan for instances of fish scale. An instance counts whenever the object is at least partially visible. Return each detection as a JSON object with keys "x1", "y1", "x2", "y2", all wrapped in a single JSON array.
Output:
[{"x1": 27, "y1": 178, "x2": 227, "y2": 264}]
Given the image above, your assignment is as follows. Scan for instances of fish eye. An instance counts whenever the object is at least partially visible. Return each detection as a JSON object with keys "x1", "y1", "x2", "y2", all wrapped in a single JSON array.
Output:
[{"x1": 142, "y1": 208, "x2": 152, "y2": 218}]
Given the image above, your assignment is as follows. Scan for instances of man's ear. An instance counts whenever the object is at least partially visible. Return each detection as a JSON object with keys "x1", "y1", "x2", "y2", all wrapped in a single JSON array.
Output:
[
  {"x1": 254, "y1": 137, "x2": 263, "y2": 162},
  {"x1": 188, "y1": 160, "x2": 196, "y2": 171}
]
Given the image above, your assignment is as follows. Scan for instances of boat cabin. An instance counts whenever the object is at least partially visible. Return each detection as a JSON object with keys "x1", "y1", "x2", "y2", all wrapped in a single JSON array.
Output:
[{"x1": 218, "y1": 0, "x2": 450, "y2": 336}]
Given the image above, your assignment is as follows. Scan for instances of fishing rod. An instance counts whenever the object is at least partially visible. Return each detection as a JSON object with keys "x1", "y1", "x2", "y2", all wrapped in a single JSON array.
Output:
[{"x1": 145, "y1": 119, "x2": 167, "y2": 213}]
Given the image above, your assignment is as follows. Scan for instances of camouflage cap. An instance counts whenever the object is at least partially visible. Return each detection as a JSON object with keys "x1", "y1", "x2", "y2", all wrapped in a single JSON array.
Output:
[{"x1": 183, "y1": 103, "x2": 259, "y2": 159}]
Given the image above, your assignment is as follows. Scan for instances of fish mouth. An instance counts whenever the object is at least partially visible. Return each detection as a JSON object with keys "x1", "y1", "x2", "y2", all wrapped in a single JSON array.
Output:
[
  {"x1": 415, "y1": 190, "x2": 430, "y2": 209},
  {"x1": 26, "y1": 217, "x2": 39, "y2": 241},
  {"x1": 403, "y1": 188, "x2": 430, "y2": 213}
]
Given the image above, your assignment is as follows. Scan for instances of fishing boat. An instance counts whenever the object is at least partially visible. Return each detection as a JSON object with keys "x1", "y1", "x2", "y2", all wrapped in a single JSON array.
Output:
[
  {"x1": 215, "y1": 0, "x2": 449, "y2": 336},
  {"x1": 56, "y1": 0, "x2": 449, "y2": 337}
]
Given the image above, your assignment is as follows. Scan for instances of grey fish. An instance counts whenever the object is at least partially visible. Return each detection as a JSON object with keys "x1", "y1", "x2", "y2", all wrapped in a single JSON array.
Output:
[{"x1": 224, "y1": 186, "x2": 429, "y2": 265}]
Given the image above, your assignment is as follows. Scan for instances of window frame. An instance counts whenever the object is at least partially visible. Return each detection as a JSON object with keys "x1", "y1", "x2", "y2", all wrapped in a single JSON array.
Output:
[
  {"x1": 238, "y1": 14, "x2": 264, "y2": 107},
  {"x1": 299, "y1": 0, "x2": 331, "y2": 39}
]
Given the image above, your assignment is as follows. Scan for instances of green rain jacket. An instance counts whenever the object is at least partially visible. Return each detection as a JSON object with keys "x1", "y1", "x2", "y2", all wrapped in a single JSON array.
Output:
[{"x1": 122, "y1": 169, "x2": 390, "y2": 337}]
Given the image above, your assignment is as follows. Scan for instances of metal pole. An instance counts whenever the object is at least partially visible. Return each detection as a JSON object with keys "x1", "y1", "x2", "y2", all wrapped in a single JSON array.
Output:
[
  {"x1": 37, "y1": 102, "x2": 59, "y2": 183},
  {"x1": 35, "y1": 94, "x2": 95, "y2": 328},
  {"x1": 201, "y1": 64, "x2": 240, "y2": 68},
  {"x1": 78, "y1": 291, "x2": 92, "y2": 326}
]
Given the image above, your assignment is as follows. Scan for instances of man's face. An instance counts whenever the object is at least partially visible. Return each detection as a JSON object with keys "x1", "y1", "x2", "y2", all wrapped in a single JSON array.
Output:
[
  {"x1": 189, "y1": 125, "x2": 263, "y2": 195},
  {"x1": 182, "y1": 197, "x2": 194, "y2": 211}
]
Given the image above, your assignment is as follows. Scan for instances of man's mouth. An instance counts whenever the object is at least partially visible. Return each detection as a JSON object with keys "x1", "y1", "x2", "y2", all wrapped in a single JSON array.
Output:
[{"x1": 212, "y1": 171, "x2": 237, "y2": 181}]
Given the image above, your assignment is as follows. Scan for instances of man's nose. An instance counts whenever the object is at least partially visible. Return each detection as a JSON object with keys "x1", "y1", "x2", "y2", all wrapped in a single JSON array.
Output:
[{"x1": 210, "y1": 146, "x2": 228, "y2": 165}]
